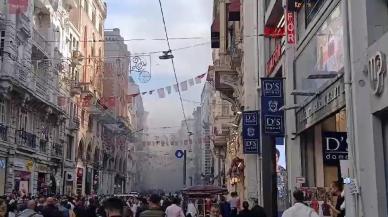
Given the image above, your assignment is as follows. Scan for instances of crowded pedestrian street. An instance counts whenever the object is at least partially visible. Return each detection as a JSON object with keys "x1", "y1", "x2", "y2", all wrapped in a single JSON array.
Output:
[{"x1": 0, "y1": 0, "x2": 387, "y2": 216}]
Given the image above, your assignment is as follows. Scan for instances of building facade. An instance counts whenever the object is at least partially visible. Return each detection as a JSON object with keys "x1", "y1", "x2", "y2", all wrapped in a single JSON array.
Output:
[
  {"x1": 0, "y1": 0, "x2": 84, "y2": 195},
  {"x1": 0, "y1": 0, "x2": 142, "y2": 196}
]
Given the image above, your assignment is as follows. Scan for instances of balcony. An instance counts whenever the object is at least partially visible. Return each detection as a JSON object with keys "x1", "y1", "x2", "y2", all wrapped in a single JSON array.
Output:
[
  {"x1": 51, "y1": 143, "x2": 63, "y2": 159},
  {"x1": 32, "y1": 28, "x2": 51, "y2": 56},
  {"x1": 69, "y1": 117, "x2": 80, "y2": 131},
  {"x1": 14, "y1": 62, "x2": 30, "y2": 86},
  {"x1": 34, "y1": 77, "x2": 49, "y2": 101},
  {"x1": 16, "y1": 13, "x2": 31, "y2": 38},
  {"x1": 0, "y1": 124, "x2": 7, "y2": 142},
  {"x1": 213, "y1": 126, "x2": 229, "y2": 148},
  {"x1": 213, "y1": 60, "x2": 239, "y2": 103},
  {"x1": 15, "y1": 130, "x2": 37, "y2": 150},
  {"x1": 70, "y1": 81, "x2": 82, "y2": 96}
]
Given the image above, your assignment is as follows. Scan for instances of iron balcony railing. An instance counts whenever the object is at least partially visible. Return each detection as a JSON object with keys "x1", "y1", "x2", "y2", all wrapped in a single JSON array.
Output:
[
  {"x1": 15, "y1": 130, "x2": 37, "y2": 149},
  {"x1": 32, "y1": 28, "x2": 50, "y2": 55}
]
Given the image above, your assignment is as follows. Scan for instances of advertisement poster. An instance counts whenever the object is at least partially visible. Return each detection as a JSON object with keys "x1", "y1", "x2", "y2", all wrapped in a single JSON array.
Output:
[
  {"x1": 19, "y1": 181, "x2": 29, "y2": 194},
  {"x1": 315, "y1": 6, "x2": 344, "y2": 74},
  {"x1": 276, "y1": 137, "x2": 288, "y2": 215}
]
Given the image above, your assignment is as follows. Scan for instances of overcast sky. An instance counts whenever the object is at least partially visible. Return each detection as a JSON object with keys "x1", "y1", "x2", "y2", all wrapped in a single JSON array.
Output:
[{"x1": 105, "y1": 0, "x2": 213, "y2": 130}]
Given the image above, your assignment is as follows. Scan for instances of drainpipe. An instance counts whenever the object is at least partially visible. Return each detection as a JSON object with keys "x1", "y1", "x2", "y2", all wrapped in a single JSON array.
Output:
[{"x1": 342, "y1": 0, "x2": 361, "y2": 216}]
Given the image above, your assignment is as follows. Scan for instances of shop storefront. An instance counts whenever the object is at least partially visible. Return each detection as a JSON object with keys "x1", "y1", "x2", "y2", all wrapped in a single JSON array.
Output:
[
  {"x1": 76, "y1": 167, "x2": 83, "y2": 195},
  {"x1": 35, "y1": 163, "x2": 49, "y2": 196},
  {"x1": 291, "y1": 2, "x2": 347, "y2": 213},
  {"x1": 63, "y1": 170, "x2": 74, "y2": 195},
  {"x1": 114, "y1": 174, "x2": 125, "y2": 194},
  {"x1": 85, "y1": 167, "x2": 93, "y2": 195},
  {"x1": 0, "y1": 157, "x2": 6, "y2": 195},
  {"x1": 13, "y1": 159, "x2": 34, "y2": 194},
  {"x1": 93, "y1": 169, "x2": 99, "y2": 194}
]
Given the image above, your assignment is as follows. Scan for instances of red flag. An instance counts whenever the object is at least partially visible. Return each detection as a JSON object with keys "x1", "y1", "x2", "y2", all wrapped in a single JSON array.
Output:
[
  {"x1": 180, "y1": 81, "x2": 188, "y2": 91},
  {"x1": 157, "y1": 88, "x2": 166, "y2": 98},
  {"x1": 9, "y1": 0, "x2": 28, "y2": 14},
  {"x1": 195, "y1": 73, "x2": 206, "y2": 84}
]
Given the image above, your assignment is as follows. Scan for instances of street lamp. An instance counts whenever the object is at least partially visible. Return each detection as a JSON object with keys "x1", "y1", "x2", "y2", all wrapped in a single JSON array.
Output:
[
  {"x1": 290, "y1": 90, "x2": 317, "y2": 96},
  {"x1": 159, "y1": 50, "x2": 174, "y2": 60},
  {"x1": 279, "y1": 104, "x2": 301, "y2": 111}
]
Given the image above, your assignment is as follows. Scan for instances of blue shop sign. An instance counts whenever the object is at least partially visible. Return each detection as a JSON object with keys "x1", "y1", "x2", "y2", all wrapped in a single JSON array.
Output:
[
  {"x1": 322, "y1": 132, "x2": 348, "y2": 164},
  {"x1": 261, "y1": 78, "x2": 285, "y2": 135},
  {"x1": 243, "y1": 111, "x2": 260, "y2": 154}
]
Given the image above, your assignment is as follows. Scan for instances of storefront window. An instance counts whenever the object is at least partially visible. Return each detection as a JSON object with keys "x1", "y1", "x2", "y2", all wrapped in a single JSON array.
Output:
[{"x1": 295, "y1": 5, "x2": 344, "y2": 104}]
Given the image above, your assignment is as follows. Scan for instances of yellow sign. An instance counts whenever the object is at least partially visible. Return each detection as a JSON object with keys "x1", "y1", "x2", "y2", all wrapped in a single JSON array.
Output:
[{"x1": 26, "y1": 160, "x2": 33, "y2": 172}]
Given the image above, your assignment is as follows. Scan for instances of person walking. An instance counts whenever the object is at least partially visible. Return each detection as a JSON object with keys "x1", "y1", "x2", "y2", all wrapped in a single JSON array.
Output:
[
  {"x1": 73, "y1": 199, "x2": 88, "y2": 217},
  {"x1": 219, "y1": 196, "x2": 231, "y2": 217},
  {"x1": 165, "y1": 197, "x2": 184, "y2": 217},
  {"x1": 139, "y1": 195, "x2": 164, "y2": 217},
  {"x1": 236, "y1": 202, "x2": 251, "y2": 217},
  {"x1": 135, "y1": 198, "x2": 148, "y2": 217},
  {"x1": 41, "y1": 197, "x2": 64, "y2": 217},
  {"x1": 186, "y1": 200, "x2": 197, "y2": 217},
  {"x1": 228, "y1": 192, "x2": 240, "y2": 217},
  {"x1": 16, "y1": 200, "x2": 43, "y2": 217},
  {"x1": 328, "y1": 181, "x2": 345, "y2": 217},
  {"x1": 281, "y1": 190, "x2": 319, "y2": 217},
  {"x1": 250, "y1": 199, "x2": 266, "y2": 217},
  {"x1": 103, "y1": 198, "x2": 125, "y2": 217},
  {"x1": 0, "y1": 199, "x2": 7, "y2": 217}
]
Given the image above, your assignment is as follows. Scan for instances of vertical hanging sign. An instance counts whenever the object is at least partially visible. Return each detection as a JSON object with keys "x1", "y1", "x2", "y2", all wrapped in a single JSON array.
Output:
[
  {"x1": 261, "y1": 78, "x2": 285, "y2": 135},
  {"x1": 242, "y1": 111, "x2": 260, "y2": 154},
  {"x1": 286, "y1": 11, "x2": 295, "y2": 44}
]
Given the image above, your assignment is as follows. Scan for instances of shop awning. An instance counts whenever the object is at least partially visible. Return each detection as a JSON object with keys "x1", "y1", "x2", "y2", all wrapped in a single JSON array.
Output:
[
  {"x1": 228, "y1": 0, "x2": 241, "y2": 21},
  {"x1": 211, "y1": 17, "x2": 220, "y2": 48}
]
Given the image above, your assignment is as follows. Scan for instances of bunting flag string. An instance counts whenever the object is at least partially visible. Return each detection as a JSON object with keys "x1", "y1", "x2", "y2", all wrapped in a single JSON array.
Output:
[{"x1": 57, "y1": 72, "x2": 207, "y2": 108}]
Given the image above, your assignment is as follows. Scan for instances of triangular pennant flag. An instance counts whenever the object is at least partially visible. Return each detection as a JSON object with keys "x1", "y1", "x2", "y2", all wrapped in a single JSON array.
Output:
[
  {"x1": 173, "y1": 84, "x2": 179, "y2": 92},
  {"x1": 180, "y1": 81, "x2": 188, "y2": 91},
  {"x1": 189, "y1": 78, "x2": 195, "y2": 87},
  {"x1": 157, "y1": 88, "x2": 166, "y2": 98},
  {"x1": 142, "y1": 92, "x2": 147, "y2": 95},
  {"x1": 195, "y1": 73, "x2": 206, "y2": 84},
  {"x1": 149, "y1": 90, "x2": 155, "y2": 95},
  {"x1": 166, "y1": 86, "x2": 172, "y2": 94}
]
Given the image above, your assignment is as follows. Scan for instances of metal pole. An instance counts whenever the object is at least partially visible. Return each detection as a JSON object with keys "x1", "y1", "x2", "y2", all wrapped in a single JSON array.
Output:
[{"x1": 183, "y1": 150, "x2": 187, "y2": 187}]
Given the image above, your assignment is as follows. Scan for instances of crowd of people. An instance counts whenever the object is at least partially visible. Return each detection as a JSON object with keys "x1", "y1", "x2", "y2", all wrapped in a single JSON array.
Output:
[{"x1": 0, "y1": 182, "x2": 345, "y2": 217}]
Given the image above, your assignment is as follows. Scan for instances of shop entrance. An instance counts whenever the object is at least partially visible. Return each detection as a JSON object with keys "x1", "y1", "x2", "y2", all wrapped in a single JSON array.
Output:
[{"x1": 37, "y1": 173, "x2": 47, "y2": 196}]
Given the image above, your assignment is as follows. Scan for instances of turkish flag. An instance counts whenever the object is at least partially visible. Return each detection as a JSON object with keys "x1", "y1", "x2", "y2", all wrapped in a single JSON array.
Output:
[{"x1": 9, "y1": 0, "x2": 28, "y2": 14}]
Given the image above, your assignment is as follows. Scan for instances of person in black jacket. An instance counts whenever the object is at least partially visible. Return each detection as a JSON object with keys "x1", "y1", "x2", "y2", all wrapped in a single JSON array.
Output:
[
  {"x1": 237, "y1": 202, "x2": 251, "y2": 217},
  {"x1": 250, "y1": 199, "x2": 267, "y2": 217},
  {"x1": 41, "y1": 197, "x2": 64, "y2": 217}
]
